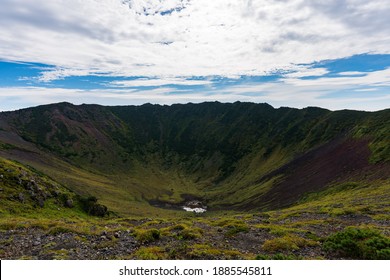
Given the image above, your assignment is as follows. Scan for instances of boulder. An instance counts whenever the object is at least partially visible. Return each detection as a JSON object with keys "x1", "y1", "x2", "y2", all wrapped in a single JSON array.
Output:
[{"x1": 65, "y1": 199, "x2": 74, "y2": 208}]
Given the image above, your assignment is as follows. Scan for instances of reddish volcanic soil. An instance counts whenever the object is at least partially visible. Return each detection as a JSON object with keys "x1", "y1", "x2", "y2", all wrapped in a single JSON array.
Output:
[{"x1": 244, "y1": 137, "x2": 389, "y2": 210}]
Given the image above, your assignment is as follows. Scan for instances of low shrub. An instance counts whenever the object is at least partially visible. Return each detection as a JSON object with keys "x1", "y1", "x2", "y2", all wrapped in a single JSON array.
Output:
[
  {"x1": 213, "y1": 219, "x2": 250, "y2": 236},
  {"x1": 134, "y1": 228, "x2": 160, "y2": 243},
  {"x1": 262, "y1": 234, "x2": 318, "y2": 253},
  {"x1": 225, "y1": 224, "x2": 249, "y2": 236},
  {"x1": 78, "y1": 196, "x2": 108, "y2": 217},
  {"x1": 177, "y1": 227, "x2": 202, "y2": 240},
  {"x1": 134, "y1": 246, "x2": 167, "y2": 260},
  {"x1": 323, "y1": 227, "x2": 390, "y2": 259},
  {"x1": 256, "y1": 253, "x2": 303, "y2": 260},
  {"x1": 167, "y1": 224, "x2": 202, "y2": 240},
  {"x1": 188, "y1": 244, "x2": 242, "y2": 259}
]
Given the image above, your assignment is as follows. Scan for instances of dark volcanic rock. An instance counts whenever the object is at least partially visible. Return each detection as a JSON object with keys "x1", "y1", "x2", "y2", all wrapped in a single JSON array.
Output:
[{"x1": 65, "y1": 199, "x2": 74, "y2": 208}]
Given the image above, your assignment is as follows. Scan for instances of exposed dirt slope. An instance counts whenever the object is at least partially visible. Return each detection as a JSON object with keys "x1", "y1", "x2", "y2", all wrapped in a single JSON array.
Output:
[{"x1": 240, "y1": 137, "x2": 389, "y2": 210}]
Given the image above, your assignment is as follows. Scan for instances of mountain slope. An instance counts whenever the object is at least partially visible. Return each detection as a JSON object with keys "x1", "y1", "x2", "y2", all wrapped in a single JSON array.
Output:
[{"x1": 0, "y1": 102, "x2": 389, "y2": 215}]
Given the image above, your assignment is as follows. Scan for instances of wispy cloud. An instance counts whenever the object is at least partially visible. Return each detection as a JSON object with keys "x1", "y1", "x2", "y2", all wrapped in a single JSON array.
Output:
[
  {"x1": 284, "y1": 67, "x2": 329, "y2": 78},
  {"x1": 1, "y1": 0, "x2": 390, "y2": 78},
  {"x1": 337, "y1": 71, "x2": 366, "y2": 76},
  {"x1": 108, "y1": 77, "x2": 212, "y2": 87},
  {"x1": 1, "y1": 77, "x2": 389, "y2": 112},
  {"x1": 283, "y1": 68, "x2": 390, "y2": 87}
]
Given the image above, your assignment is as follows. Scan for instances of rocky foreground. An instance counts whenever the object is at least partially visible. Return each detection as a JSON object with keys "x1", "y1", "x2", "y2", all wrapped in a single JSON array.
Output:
[{"x1": 1, "y1": 211, "x2": 388, "y2": 260}]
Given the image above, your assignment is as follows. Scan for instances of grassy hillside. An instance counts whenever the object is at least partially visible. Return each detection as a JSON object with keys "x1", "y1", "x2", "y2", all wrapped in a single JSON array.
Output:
[
  {"x1": 1, "y1": 164, "x2": 389, "y2": 259},
  {"x1": 0, "y1": 101, "x2": 389, "y2": 259},
  {"x1": 0, "y1": 102, "x2": 388, "y2": 216}
]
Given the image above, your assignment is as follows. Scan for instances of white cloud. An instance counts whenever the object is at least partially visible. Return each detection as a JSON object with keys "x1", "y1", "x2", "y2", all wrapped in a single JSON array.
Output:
[
  {"x1": 109, "y1": 77, "x2": 212, "y2": 87},
  {"x1": 38, "y1": 69, "x2": 99, "y2": 82},
  {"x1": 1, "y1": 80, "x2": 389, "y2": 113},
  {"x1": 0, "y1": 0, "x2": 389, "y2": 79},
  {"x1": 283, "y1": 68, "x2": 390, "y2": 88},
  {"x1": 337, "y1": 71, "x2": 366, "y2": 76},
  {"x1": 354, "y1": 88, "x2": 378, "y2": 92},
  {"x1": 121, "y1": 0, "x2": 190, "y2": 16},
  {"x1": 0, "y1": 0, "x2": 390, "y2": 111},
  {"x1": 284, "y1": 67, "x2": 329, "y2": 78}
]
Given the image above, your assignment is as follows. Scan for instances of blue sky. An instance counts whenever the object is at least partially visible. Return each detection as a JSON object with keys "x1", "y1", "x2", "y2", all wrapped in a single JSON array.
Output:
[{"x1": 1, "y1": 0, "x2": 390, "y2": 111}]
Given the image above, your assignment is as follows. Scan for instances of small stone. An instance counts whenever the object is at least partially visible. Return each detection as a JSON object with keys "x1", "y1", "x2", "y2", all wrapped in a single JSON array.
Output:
[
  {"x1": 18, "y1": 193, "x2": 25, "y2": 203},
  {"x1": 114, "y1": 232, "x2": 120, "y2": 238},
  {"x1": 65, "y1": 199, "x2": 74, "y2": 208},
  {"x1": 37, "y1": 198, "x2": 45, "y2": 208}
]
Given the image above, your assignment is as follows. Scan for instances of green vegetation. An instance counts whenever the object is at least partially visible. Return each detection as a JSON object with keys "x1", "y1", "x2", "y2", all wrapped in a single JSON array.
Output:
[
  {"x1": 133, "y1": 228, "x2": 161, "y2": 243},
  {"x1": 323, "y1": 227, "x2": 390, "y2": 259},
  {"x1": 256, "y1": 253, "x2": 304, "y2": 260},
  {"x1": 1, "y1": 102, "x2": 388, "y2": 216},
  {"x1": 171, "y1": 226, "x2": 202, "y2": 240},
  {"x1": 0, "y1": 157, "x2": 108, "y2": 219},
  {"x1": 262, "y1": 234, "x2": 318, "y2": 253},
  {"x1": 134, "y1": 246, "x2": 168, "y2": 260},
  {"x1": 0, "y1": 102, "x2": 389, "y2": 260},
  {"x1": 187, "y1": 244, "x2": 243, "y2": 259},
  {"x1": 78, "y1": 196, "x2": 108, "y2": 217},
  {"x1": 209, "y1": 218, "x2": 250, "y2": 236},
  {"x1": 353, "y1": 109, "x2": 390, "y2": 163},
  {"x1": 0, "y1": 142, "x2": 16, "y2": 150}
]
